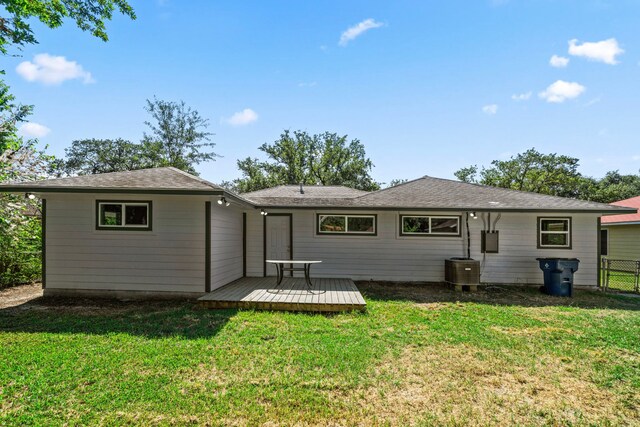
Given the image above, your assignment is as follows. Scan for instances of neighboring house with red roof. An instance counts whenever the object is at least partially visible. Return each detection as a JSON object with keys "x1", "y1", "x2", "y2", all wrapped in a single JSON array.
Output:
[{"x1": 601, "y1": 196, "x2": 640, "y2": 260}]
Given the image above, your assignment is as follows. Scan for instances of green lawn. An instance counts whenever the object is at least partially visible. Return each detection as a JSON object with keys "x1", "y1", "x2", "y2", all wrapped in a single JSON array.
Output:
[{"x1": 1, "y1": 283, "x2": 639, "y2": 426}]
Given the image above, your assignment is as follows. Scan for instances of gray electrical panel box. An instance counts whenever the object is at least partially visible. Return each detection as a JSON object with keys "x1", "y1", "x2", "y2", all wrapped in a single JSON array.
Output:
[{"x1": 481, "y1": 231, "x2": 499, "y2": 253}]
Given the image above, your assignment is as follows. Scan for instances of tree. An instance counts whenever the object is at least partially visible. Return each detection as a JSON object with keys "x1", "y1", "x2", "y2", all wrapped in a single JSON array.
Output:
[
  {"x1": 63, "y1": 99, "x2": 218, "y2": 175},
  {"x1": 141, "y1": 98, "x2": 217, "y2": 174},
  {"x1": 0, "y1": 0, "x2": 136, "y2": 56},
  {"x1": 454, "y1": 148, "x2": 640, "y2": 203},
  {"x1": 63, "y1": 138, "x2": 146, "y2": 175},
  {"x1": 388, "y1": 178, "x2": 408, "y2": 188},
  {"x1": 0, "y1": 82, "x2": 32, "y2": 150},
  {"x1": 455, "y1": 148, "x2": 585, "y2": 198},
  {"x1": 224, "y1": 130, "x2": 380, "y2": 193},
  {"x1": 588, "y1": 171, "x2": 640, "y2": 203},
  {"x1": 1, "y1": 138, "x2": 56, "y2": 287}
]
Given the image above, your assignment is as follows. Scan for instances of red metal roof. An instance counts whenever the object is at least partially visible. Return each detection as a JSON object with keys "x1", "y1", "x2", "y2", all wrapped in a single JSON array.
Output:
[{"x1": 602, "y1": 195, "x2": 640, "y2": 224}]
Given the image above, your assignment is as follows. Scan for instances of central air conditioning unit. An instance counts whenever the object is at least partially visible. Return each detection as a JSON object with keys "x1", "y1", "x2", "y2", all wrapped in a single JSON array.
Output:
[{"x1": 445, "y1": 258, "x2": 480, "y2": 290}]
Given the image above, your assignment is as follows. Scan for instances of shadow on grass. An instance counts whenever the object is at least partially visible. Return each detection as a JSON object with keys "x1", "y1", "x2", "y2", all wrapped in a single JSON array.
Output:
[
  {"x1": 0, "y1": 296, "x2": 238, "y2": 339},
  {"x1": 357, "y1": 281, "x2": 640, "y2": 311}
]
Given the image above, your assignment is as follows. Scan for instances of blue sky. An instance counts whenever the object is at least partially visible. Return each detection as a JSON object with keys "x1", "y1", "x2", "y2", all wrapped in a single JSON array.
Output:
[{"x1": 5, "y1": 0, "x2": 640, "y2": 185}]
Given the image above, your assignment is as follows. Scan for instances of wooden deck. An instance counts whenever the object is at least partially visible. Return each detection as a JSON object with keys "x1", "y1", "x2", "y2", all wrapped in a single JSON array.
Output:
[{"x1": 198, "y1": 277, "x2": 366, "y2": 312}]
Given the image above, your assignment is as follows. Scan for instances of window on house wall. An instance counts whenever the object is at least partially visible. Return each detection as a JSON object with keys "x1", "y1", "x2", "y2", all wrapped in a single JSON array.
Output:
[
  {"x1": 600, "y1": 229, "x2": 609, "y2": 256},
  {"x1": 97, "y1": 201, "x2": 152, "y2": 230},
  {"x1": 317, "y1": 214, "x2": 376, "y2": 235},
  {"x1": 538, "y1": 217, "x2": 571, "y2": 248},
  {"x1": 400, "y1": 215, "x2": 460, "y2": 236}
]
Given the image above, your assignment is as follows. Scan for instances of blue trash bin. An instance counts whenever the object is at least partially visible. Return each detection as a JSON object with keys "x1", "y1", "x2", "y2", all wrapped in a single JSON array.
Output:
[{"x1": 536, "y1": 258, "x2": 580, "y2": 297}]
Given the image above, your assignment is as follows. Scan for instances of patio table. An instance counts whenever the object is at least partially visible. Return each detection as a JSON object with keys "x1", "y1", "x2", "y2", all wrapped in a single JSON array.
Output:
[{"x1": 265, "y1": 260, "x2": 322, "y2": 289}]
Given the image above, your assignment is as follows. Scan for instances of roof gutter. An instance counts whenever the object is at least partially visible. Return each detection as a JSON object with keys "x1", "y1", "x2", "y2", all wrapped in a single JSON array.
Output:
[
  {"x1": 221, "y1": 191, "x2": 255, "y2": 209},
  {"x1": 602, "y1": 221, "x2": 640, "y2": 226},
  {"x1": 0, "y1": 186, "x2": 225, "y2": 196},
  {"x1": 250, "y1": 205, "x2": 638, "y2": 214}
]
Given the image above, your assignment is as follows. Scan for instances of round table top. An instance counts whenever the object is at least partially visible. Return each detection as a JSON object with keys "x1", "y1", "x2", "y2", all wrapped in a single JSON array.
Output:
[{"x1": 265, "y1": 260, "x2": 323, "y2": 264}]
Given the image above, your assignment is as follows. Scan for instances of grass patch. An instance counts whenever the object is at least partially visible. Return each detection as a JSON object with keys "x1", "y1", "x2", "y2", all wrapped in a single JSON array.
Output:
[{"x1": 1, "y1": 283, "x2": 639, "y2": 426}]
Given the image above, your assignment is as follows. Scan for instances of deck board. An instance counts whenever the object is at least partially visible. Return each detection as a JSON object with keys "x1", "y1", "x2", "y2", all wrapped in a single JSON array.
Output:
[{"x1": 198, "y1": 277, "x2": 366, "y2": 312}]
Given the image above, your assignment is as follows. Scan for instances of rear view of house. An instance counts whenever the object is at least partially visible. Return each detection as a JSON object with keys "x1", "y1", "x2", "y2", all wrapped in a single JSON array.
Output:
[{"x1": 0, "y1": 167, "x2": 635, "y2": 299}]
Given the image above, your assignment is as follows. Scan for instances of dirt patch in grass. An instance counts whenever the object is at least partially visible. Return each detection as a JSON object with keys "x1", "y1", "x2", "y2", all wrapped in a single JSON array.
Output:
[
  {"x1": 490, "y1": 325, "x2": 577, "y2": 336},
  {"x1": 0, "y1": 282, "x2": 192, "y2": 316},
  {"x1": 346, "y1": 344, "x2": 635, "y2": 426},
  {"x1": 0, "y1": 282, "x2": 42, "y2": 309}
]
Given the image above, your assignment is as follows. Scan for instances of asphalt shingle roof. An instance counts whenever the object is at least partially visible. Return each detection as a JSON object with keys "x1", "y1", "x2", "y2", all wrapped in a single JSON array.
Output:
[
  {"x1": 0, "y1": 167, "x2": 224, "y2": 193},
  {"x1": 243, "y1": 185, "x2": 368, "y2": 201},
  {"x1": 244, "y1": 176, "x2": 636, "y2": 213},
  {"x1": 1, "y1": 168, "x2": 635, "y2": 214},
  {"x1": 353, "y1": 176, "x2": 633, "y2": 212}
]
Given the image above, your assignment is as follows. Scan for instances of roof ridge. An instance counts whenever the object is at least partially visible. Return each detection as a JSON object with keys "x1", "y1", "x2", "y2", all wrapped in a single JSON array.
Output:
[
  {"x1": 165, "y1": 167, "x2": 221, "y2": 190},
  {"x1": 354, "y1": 175, "x2": 428, "y2": 200}
]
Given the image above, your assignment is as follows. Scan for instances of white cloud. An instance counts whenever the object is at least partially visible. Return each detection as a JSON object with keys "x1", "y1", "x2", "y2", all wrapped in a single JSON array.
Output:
[
  {"x1": 549, "y1": 55, "x2": 569, "y2": 68},
  {"x1": 632, "y1": 155, "x2": 640, "y2": 161},
  {"x1": 16, "y1": 53, "x2": 94, "y2": 85},
  {"x1": 339, "y1": 19, "x2": 384, "y2": 46},
  {"x1": 297, "y1": 81, "x2": 317, "y2": 88},
  {"x1": 482, "y1": 104, "x2": 498, "y2": 115},
  {"x1": 511, "y1": 91, "x2": 532, "y2": 101},
  {"x1": 224, "y1": 108, "x2": 258, "y2": 126},
  {"x1": 19, "y1": 122, "x2": 51, "y2": 138},
  {"x1": 538, "y1": 80, "x2": 586, "y2": 103},
  {"x1": 568, "y1": 38, "x2": 624, "y2": 65}
]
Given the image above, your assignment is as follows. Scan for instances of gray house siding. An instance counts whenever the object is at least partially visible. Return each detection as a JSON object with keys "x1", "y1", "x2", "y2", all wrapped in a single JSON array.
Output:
[
  {"x1": 245, "y1": 209, "x2": 599, "y2": 287},
  {"x1": 45, "y1": 193, "x2": 207, "y2": 294},
  {"x1": 246, "y1": 210, "x2": 265, "y2": 277},
  {"x1": 210, "y1": 203, "x2": 244, "y2": 290}
]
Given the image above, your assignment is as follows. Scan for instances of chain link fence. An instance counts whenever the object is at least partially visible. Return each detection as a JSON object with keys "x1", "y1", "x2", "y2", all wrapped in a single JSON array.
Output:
[{"x1": 601, "y1": 258, "x2": 640, "y2": 294}]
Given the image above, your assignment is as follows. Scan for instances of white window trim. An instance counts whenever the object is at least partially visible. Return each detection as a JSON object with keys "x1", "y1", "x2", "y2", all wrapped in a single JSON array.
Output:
[
  {"x1": 98, "y1": 202, "x2": 151, "y2": 229},
  {"x1": 538, "y1": 217, "x2": 571, "y2": 248},
  {"x1": 317, "y1": 214, "x2": 376, "y2": 235},
  {"x1": 400, "y1": 215, "x2": 461, "y2": 236}
]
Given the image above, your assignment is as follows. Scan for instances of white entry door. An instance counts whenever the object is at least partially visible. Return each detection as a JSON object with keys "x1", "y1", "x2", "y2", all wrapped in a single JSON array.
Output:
[{"x1": 265, "y1": 215, "x2": 291, "y2": 276}]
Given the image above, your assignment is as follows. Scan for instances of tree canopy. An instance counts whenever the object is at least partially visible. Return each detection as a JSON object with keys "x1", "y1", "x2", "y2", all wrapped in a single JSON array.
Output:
[
  {"x1": 140, "y1": 98, "x2": 217, "y2": 174},
  {"x1": 223, "y1": 130, "x2": 380, "y2": 193},
  {"x1": 63, "y1": 138, "x2": 145, "y2": 175},
  {"x1": 455, "y1": 148, "x2": 640, "y2": 203},
  {"x1": 0, "y1": 81, "x2": 31, "y2": 151},
  {"x1": 0, "y1": 0, "x2": 135, "y2": 56},
  {"x1": 63, "y1": 98, "x2": 217, "y2": 175}
]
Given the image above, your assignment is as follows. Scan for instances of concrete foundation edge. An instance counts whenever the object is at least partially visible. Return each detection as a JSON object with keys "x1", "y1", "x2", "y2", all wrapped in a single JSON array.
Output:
[{"x1": 43, "y1": 288, "x2": 205, "y2": 301}]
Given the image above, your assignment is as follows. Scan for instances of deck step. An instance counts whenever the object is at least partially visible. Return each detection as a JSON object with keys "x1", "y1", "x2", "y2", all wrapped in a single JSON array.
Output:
[{"x1": 198, "y1": 277, "x2": 366, "y2": 312}]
